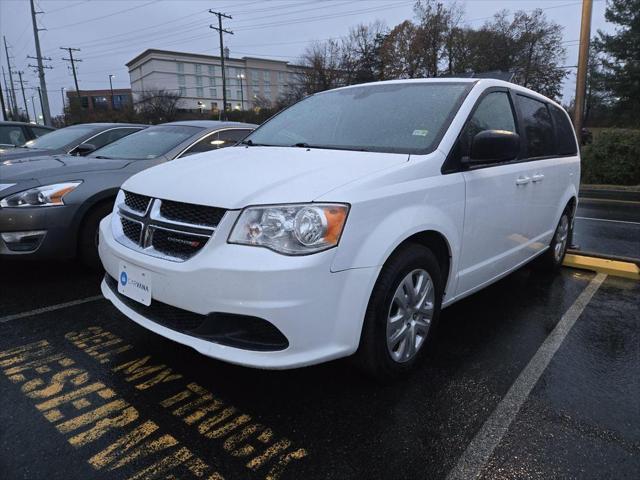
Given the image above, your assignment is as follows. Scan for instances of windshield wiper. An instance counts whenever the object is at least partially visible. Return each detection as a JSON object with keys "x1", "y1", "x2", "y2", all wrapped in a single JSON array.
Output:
[
  {"x1": 240, "y1": 139, "x2": 275, "y2": 147},
  {"x1": 292, "y1": 142, "x2": 369, "y2": 152}
]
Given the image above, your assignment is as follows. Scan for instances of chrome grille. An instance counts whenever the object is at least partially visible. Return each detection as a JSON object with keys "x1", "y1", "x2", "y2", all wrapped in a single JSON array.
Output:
[
  {"x1": 113, "y1": 194, "x2": 225, "y2": 262},
  {"x1": 124, "y1": 191, "x2": 151, "y2": 214}
]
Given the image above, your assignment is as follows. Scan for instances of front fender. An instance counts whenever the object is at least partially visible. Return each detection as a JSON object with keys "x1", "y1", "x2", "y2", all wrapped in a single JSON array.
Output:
[{"x1": 330, "y1": 173, "x2": 465, "y2": 296}]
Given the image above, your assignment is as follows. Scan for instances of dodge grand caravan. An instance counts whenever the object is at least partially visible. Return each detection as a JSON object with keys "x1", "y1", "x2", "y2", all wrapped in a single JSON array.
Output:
[{"x1": 99, "y1": 79, "x2": 579, "y2": 377}]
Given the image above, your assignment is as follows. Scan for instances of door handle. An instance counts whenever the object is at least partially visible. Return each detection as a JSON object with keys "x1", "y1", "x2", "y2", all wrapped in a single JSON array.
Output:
[
  {"x1": 516, "y1": 176, "x2": 531, "y2": 185},
  {"x1": 532, "y1": 174, "x2": 545, "y2": 183}
]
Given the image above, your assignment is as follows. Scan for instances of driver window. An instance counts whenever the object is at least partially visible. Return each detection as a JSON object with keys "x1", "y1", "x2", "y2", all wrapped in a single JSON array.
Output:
[{"x1": 457, "y1": 91, "x2": 517, "y2": 160}]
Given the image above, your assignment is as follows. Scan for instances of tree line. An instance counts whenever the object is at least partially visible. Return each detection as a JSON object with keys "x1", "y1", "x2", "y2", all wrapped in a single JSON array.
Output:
[{"x1": 289, "y1": 0, "x2": 569, "y2": 102}]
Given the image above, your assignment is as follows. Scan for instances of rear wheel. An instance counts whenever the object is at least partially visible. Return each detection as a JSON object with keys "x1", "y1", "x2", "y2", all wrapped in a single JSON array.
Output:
[
  {"x1": 79, "y1": 202, "x2": 113, "y2": 269},
  {"x1": 355, "y1": 243, "x2": 443, "y2": 380},
  {"x1": 535, "y1": 209, "x2": 571, "y2": 272}
]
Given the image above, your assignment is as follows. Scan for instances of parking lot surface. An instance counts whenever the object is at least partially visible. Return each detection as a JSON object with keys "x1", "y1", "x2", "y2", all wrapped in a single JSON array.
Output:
[{"x1": 1, "y1": 261, "x2": 638, "y2": 480}]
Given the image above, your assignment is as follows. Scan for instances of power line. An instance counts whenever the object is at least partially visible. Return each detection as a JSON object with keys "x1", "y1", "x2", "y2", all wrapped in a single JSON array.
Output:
[{"x1": 47, "y1": 1, "x2": 157, "y2": 31}]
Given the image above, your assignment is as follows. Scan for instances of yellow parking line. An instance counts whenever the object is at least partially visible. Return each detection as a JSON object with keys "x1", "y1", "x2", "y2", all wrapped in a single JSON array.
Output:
[{"x1": 563, "y1": 254, "x2": 640, "y2": 280}]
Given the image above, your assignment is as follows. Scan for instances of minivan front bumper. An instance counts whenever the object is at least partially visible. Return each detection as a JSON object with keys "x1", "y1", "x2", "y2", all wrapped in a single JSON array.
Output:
[{"x1": 99, "y1": 214, "x2": 379, "y2": 369}]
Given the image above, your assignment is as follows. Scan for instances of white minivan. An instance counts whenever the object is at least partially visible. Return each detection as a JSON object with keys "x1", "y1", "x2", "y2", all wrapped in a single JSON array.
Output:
[{"x1": 99, "y1": 78, "x2": 579, "y2": 377}]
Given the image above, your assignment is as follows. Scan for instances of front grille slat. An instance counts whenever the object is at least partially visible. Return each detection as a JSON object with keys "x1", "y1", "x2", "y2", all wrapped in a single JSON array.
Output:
[
  {"x1": 151, "y1": 228, "x2": 208, "y2": 260},
  {"x1": 121, "y1": 217, "x2": 142, "y2": 244},
  {"x1": 160, "y1": 200, "x2": 225, "y2": 228},
  {"x1": 116, "y1": 191, "x2": 226, "y2": 262},
  {"x1": 124, "y1": 191, "x2": 151, "y2": 214}
]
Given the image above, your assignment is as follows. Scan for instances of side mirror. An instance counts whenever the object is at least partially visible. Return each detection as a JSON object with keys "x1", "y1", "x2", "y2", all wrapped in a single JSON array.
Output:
[
  {"x1": 465, "y1": 130, "x2": 520, "y2": 165},
  {"x1": 72, "y1": 143, "x2": 97, "y2": 156}
]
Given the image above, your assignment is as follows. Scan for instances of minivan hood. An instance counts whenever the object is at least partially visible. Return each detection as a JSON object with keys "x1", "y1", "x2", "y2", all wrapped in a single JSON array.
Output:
[
  {"x1": 1, "y1": 154, "x2": 132, "y2": 182},
  {"x1": 123, "y1": 146, "x2": 408, "y2": 209}
]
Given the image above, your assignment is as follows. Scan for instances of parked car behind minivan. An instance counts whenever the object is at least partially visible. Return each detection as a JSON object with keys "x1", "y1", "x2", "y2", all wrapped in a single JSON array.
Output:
[{"x1": 98, "y1": 79, "x2": 579, "y2": 378}]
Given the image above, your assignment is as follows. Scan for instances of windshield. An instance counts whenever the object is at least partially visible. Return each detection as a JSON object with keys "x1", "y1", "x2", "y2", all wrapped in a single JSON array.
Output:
[
  {"x1": 25, "y1": 125, "x2": 97, "y2": 150},
  {"x1": 89, "y1": 125, "x2": 202, "y2": 160},
  {"x1": 245, "y1": 82, "x2": 472, "y2": 154}
]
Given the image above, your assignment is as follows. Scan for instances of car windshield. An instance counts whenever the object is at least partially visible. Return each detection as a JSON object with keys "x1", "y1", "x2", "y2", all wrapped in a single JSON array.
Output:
[
  {"x1": 24, "y1": 125, "x2": 97, "y2": 150},
  {"x1": 89, "y1": 125, "x2": 202, "y2": 160},
  {"x1": 245, "y1": 82, "x2": 472, "y2": 154}
]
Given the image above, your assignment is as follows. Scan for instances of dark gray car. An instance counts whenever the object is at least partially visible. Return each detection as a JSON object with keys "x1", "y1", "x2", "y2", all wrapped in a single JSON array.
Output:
[
  {"x1": 0, "y1": 121, "x2": 55, "y2": 147},
  {"x1": 0, "y1": 123, "x2": 146, "y2": 161},
  {"x1": 0, "y1": 120, "x2": 255, "y2": 267}
]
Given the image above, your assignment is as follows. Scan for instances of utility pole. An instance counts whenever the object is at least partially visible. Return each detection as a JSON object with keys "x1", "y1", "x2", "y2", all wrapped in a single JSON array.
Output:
[
  {"x1": 16, "y1": 71, "x2": 30, "y2": 122},
  {"x1": 573, "y1": 0, "x2": 593, "y2": 137},
  {"x1": 2, "y1": 66, "x2": 13, "y2": 119},
  {"x1": 3, "y1": 36, "x2": 19, "y2": 119},
  {"x1": 61, "y1": 47, "x2": 82, "y2": 98},
  {"x1": 29, "y1": 0, "x2": 52, "y2": 125},
  {"x1": 61, "y1": 87, "x2": 65, "y2": 111},
  {"x1": 209, "y1": 10, "x2": 232, "y2": 120},
  {"x1": 0, "y1": 77, "x2": 6, "y2": 121},
  {"x1": 108, "y1": 74, "x2": 115, "y2": 110}
]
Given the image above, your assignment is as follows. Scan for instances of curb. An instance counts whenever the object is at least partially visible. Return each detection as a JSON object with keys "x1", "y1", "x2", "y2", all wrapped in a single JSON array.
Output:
[
  {"x1": 579, "y1": 188, "x2": 640, "y2": 202},
  {"x1": 563, "y1": 253, "x2": 640, "y2": 280}
]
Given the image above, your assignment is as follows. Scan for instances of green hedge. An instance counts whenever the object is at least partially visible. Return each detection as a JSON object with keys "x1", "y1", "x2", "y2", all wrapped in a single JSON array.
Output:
[{"x1": 581, "y1": 129, "x2": 640, "y2": 186}]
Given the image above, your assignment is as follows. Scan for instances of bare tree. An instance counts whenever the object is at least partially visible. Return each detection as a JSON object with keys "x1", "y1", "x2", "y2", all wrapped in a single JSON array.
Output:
[
  {"x1": 379, "y1": 20, "x2": 422, "y2": 79},
  {"x1": 341, "y1": 22, "x2": 387, "y2": 84},
  {"x1": 136, "y1": 88, "x2": 182, "y2": 123},
  {"x1": 298, "y1": 39, "x2": 345, "y2": 94}
]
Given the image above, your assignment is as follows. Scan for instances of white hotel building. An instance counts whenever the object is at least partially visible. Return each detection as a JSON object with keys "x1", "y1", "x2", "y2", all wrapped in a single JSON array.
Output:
[{"x1": 126, "y1": 49, "x2": 303, "y2": 111}]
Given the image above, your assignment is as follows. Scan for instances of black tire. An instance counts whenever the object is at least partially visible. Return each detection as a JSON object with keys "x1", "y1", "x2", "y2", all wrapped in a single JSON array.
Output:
[
  {"x1": 534, "y1": 208, "x2": 572, "y2": 272},
  {"x1": 355, "y1": 243, "x2": 443, "y2": 380},
  {"x1": 79, "y1": 201, "x2": 113, "y2": 270}
]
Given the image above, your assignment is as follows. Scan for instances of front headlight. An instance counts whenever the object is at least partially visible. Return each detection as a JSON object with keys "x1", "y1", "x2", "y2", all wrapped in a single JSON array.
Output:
[
  {"x1": 228, "y1": 203, "x2": 349, "y2": 255},
  {"x1": 0, "y1": 181, "x2": 82, "y2": 208}
]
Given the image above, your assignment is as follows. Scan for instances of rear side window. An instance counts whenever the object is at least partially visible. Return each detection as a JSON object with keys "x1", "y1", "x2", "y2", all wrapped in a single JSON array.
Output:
[
  {"x1": 0, "y1": 125, "x2": 26, "y2": 146},
  {"x1": 86, "y1": 127, "x2": 142, "y2": 149},
  {"x1": 517, "y1": 95, "x2": 555, "y2": 158},
  {"x1": 549, "y1": 105, "x2": 577, "y2": 155}
]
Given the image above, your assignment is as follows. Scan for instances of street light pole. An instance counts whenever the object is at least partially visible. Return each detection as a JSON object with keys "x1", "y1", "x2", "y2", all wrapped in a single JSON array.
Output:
[
  {"x1": 108, "y1": 74, "x2": 115, "y2": 110},
  {"x1": 237, "y1": 73, "x2": 245, "y2": 110}
]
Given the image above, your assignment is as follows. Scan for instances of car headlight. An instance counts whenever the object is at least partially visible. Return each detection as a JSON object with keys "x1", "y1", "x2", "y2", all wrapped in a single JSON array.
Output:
[
  {"x1": 0, "y1": 181, "x2": 82, "y2": 208},
  {"x1": 228, "y1": 203, "x2": 349, "y2": 255}
]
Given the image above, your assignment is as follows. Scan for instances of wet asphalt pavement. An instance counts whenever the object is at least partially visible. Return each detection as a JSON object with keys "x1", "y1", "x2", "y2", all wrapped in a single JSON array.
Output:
[
  {"x1": 1, "y1": 259, "x2": 638, "y2": 480},
  {"x1": 574, "y1": 197, "x2": 640, "y2": 259}
]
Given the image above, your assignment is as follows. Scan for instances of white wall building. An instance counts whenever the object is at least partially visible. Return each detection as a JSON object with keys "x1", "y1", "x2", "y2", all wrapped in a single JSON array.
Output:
[{"x1": 126, "y1": 49, "x2": 302, "y2": 111}]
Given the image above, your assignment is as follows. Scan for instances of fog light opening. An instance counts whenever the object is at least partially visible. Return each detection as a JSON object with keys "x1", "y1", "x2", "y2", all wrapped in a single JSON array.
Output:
[{"x1": 1, "y1": 230, "x2": 47, "y2": 252}]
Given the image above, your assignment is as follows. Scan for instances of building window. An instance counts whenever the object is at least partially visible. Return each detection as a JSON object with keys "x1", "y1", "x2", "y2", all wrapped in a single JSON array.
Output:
[
  {"x1": 209, "y1": 76, "x2": 216, "y2": 87},
  {"x1": 195, "y1": 64, "x2": 202, "y2": 74},
  {"x1": 250, "y1": 69, "x2": 259, "y2": 86},
  {"x1": 263, "y1": 70, "x2": 270, "y2": 82},
  {"x1": 196, "y1": 87, "x2": 204, "y2": 98},
  {"x1": 225, "y1": 89, "x2": 231, "y2": 99},
  {"x1": 208, "y1": 65, "x2": 216, "y2": 76},
  {"x1": 177, "y1": 62, "x2": 184, "y2": 73},
  {"x1": 179, "y1": 86, "x2": 187, "y2": 96},
  {"x1": 252, "y1": 88, "x2": 259, "y2": 98},
  {"x1": 277, "y1": 71, "x2": 285, "y2": 82},
  {"x1": 236, "y1": 89, "x2": 242, "y2": 99},
  {"x1": 177, "y1": 74, "x2": 186, "y2": 85},
  {"x1": 236, "y1": 103, "x2": 241, "y2": 110},
  {"x1": 209, "y1": 88, "x2": 217, "y2": 98},
  {"x1": 196, "y1": 76, "x2": 203, "y2": 86}
]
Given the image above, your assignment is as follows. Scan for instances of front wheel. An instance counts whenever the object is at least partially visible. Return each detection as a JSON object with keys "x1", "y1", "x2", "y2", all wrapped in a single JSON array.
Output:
[
  {"x1": 79, "y1": 202, "x2": 113, "y2": 270},
  {"x1": 355, "y1": 244, "x2": 443, "y2": 379}
]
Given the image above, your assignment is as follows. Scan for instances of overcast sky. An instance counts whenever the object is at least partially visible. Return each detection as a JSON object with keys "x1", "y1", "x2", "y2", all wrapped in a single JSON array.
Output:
[{"x1": 1, "y1": 0, "x2": 612, "y2": 120}]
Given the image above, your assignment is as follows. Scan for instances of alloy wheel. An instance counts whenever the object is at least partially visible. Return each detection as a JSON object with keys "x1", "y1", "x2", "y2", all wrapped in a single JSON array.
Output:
[{"x1": 386, "y1": 269, "x2": 435, "y2": 363}]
